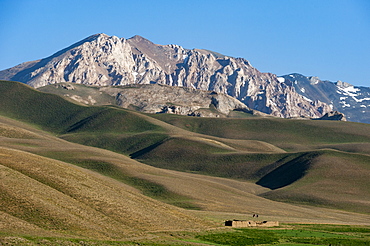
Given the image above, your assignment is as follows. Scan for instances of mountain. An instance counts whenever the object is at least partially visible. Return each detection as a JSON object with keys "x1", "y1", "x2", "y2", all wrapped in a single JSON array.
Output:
[
  {"x1": 0, "y1": 33, "x2": 331, "y2": 119},
  {"x1": 281, "y1": 73, "x2": 370, "y2": 124}
]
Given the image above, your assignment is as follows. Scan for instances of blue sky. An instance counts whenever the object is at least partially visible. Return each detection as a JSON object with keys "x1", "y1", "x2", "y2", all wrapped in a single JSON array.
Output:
[{"x1": 1, "y1": 0, "x2": 369, "y2": 86}]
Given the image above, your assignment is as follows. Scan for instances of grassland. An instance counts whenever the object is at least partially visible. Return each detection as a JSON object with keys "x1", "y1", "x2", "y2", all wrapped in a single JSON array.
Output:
[
  {"x1": 1, "y1": 80, "x2": 370, "y2": 244},
  {"x1": 1, "y1": 223, "x2": 369, "y2": 245},
  {"x1": 0, "y1": 81, "x2": 162, "y2": 135},
  {"x1": 195, "y1": 224, "x2": 370, "y2": 246},
  {"x1": 151, "y1": 113, "x2": 370, "y2": 149},
  {"x1": 38, "y1": 82, "x2": 116, "y2": 106},
  {"x1": 0, "y1": 140, "x2": 213, "y2": 240}
]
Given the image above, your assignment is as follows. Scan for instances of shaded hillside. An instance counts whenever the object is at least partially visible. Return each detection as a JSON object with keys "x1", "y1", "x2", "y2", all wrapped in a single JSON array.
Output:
[
  {"x1": 259, "y1": 150, "x2": 370, "y2": 214},
  {"x1": 0, "y1": 80, "x2": 171, "y2": 157},
  {"x1": 0, "y1": 80, "x2": 162, "y2": 134},
  {"x1": 131, "y1": 136, "x2": 291, "y2": 180},
  {"x1": 256, "y1": 152, "x2": 320, "y2": 190},
  {"x1": 133, "y1": 142, "x2": 370, "y2": 214}
]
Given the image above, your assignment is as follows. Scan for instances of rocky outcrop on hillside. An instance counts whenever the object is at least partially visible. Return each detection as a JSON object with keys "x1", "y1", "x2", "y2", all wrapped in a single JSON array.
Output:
[
  {"x1": 101, "y1": 84, "x2": 251, "y2": 117},
  {"x1": 315, "y1": 111, "x2": 346, "y2": 121},
  {"x1": 0, "y1": 33, "x2": 331, "y2": 118},
  {"x1": 39, "y1": 82, "x2": 252, "y2": 117}
]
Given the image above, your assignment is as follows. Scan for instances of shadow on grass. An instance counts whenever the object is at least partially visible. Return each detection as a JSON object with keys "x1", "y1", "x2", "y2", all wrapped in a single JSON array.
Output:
[{"x1": 256, "y1": 152, "x2": 320, "y2": 190}]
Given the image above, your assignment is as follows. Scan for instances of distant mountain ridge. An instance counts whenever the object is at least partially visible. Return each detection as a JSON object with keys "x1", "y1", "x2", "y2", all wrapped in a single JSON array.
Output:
[
  {"x1": 0, "y1": 33, "x2": 333, "y2": 119},
  {"x1": 281, "y1": 73, "x2": 370, "y2": 123}
]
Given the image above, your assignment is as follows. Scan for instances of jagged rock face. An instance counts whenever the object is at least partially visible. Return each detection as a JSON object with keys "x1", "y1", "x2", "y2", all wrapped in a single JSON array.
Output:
[
  {"x1": 0, "y1": 33, "x2": 331, "y2": 118},
  {"x1": 282, "y1": 73, "x2": 370, "y2": 123}
]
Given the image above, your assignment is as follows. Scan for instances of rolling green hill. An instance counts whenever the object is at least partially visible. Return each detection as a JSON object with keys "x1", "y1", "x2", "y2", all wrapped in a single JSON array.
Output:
[
  {"x1": 151, "y1": 113, "x2": 370, "y2": 152},
  {"x1": 259, "y1": 149, "x2": 370, "y2": 213},
  {"x1": 1, "y1": 80, "x2": 370, "y2": 243},
  {"x1": 0, "y1": 80, "x2": 162, "y2": 134},
  {"x1": 1, "y1": 112, "x2": 369, "y2": 217},
  {"x1": 0, "y1": 80, "x2": 170, "y2": 156},
  {"x1": 0, "y1": 146, "x2": 211, "y2": 239},
  {"x1": 145, "y1": 114, "x2": 370, "y2": 213}
]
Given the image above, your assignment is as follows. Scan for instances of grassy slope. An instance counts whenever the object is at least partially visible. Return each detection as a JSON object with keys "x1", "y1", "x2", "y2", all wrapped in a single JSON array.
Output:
[
  {"x1": 38, "y1": 82, "x2": 116, "y2": 105},
  {"x1": 1, "y1": 80, "x2": 370, "y2": 223},
  {"x1": 2, "y1": 116, "x2": 370, "y2": 228},
  {"x1": 151, "y1": 113, "x2": 370, "y2": 152},
  {"x1": 259, "y1": 150, "x2": 370, "y2": 214},
  {"x1": 0, "y1": 81, "x2": 162, "y2": 134},
  {"x1": 0, "y1": 80, "x2": 170, "y2": 156},
  {"x1": 195, "y1": 224, "x2": 370, "y2": 246},
  {"x1": 132, "y1": 136, "x2": 290, "y2": 179},
  {"x1": 134, "y1": 143, "x2": 370, "y2": 213},
  {"x1": 147, "y1": 110, "x2": 370, "y2": 213},
  {"x1": 0, "y1": 147, "x2": 212, "y2": 240}
]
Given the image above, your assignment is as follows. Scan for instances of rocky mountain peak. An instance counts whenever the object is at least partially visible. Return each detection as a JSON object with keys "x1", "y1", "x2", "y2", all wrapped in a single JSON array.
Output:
[
  {"x1": 308, "y1": 76, "x2": 321, "y2": 85},
  {"x1": 129, "y1": 34, "x2": 150, "y2": 43},
  {"x1": 336, "y1": 80, "x2": 353, "y2": 88},
  {"x1": 0, "y1": 33, "x2": 333, "y2": 119},
  {"x1": 86, "y1": 33, "x2": 110, "y2": 40}
]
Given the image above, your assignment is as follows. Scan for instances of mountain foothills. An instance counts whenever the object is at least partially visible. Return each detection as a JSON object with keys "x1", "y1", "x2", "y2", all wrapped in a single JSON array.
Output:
[
  {"x1": 0, "y1": 33, "x2": 335, "y2": 119},
  {"x1": 1, "y1": 80, "x2": 370, "y2": 244}
]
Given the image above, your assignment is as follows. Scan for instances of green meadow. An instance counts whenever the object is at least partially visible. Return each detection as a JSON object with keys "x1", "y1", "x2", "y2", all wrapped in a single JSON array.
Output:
[
  {"x1": 194, "y1": 224, "x2": 370, "y2": 246},
  {"x1": 1, "y1": 224, "x2": 369, "y2": 245}
]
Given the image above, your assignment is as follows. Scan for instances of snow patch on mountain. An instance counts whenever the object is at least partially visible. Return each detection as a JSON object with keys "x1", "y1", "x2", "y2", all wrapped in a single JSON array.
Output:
[
  {"x1": 281, "y1": 73, "x2": 370, "y2": 123},
  {"x1": 337, "y1": 85, "x2": 369, "y2": 103}
]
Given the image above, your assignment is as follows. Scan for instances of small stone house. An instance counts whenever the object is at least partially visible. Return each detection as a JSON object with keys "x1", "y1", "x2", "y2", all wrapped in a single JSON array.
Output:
[{"x1": 225, "y1": 220, "x2": 279, "y2": 228}]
